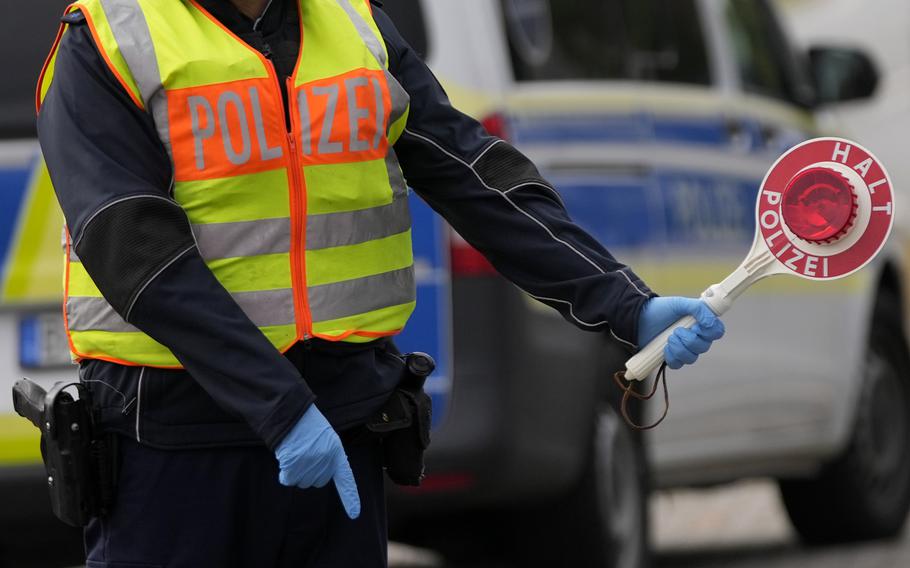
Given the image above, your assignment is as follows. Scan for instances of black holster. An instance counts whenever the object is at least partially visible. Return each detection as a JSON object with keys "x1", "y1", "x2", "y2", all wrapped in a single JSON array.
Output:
[
  {"x1": 11, "y1": 378, "x2": 117, "y2": 527},
  {"x1": 362, "y1": 352, "x2": 434, "y2": 486}
]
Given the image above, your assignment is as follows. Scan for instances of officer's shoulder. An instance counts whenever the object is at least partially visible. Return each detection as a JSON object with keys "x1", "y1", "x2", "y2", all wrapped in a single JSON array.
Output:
[
  {"x1": 61, "y1": 9, "x2": 87, "y2": 25},
  {"x1": 370, "y1": 0, "x2": 383, "y2": 8}
]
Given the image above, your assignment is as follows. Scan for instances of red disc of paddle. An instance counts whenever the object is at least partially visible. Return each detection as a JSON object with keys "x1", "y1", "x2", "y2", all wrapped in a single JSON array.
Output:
[{"x1": 756, "y1": 137, "x2": 894, "y2": 280}]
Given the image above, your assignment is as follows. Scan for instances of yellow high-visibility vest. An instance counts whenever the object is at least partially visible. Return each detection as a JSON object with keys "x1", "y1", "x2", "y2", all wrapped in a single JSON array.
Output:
[{"x1": 38, "y1": 0, "x2": 415, "y2": 368}]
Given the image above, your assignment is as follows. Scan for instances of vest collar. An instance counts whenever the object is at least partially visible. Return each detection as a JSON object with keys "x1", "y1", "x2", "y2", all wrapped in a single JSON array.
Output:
[{"x1": 195, "y1": 0, "x2": 290, "y2": 37}]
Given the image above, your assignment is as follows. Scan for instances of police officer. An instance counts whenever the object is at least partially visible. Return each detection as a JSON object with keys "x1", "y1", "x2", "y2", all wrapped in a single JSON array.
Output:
[{"x1": 36, "y1": 0, "x2": 725, "y2": 565}]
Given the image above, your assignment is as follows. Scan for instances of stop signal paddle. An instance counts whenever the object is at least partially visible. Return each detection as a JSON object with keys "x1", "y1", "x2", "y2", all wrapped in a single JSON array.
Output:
[{"x1": 616, "y1": 137, "x2": 896, "y2": 427}]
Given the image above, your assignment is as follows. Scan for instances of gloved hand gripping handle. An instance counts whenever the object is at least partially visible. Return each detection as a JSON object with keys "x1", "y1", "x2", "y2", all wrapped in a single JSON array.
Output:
[{"x1": 623, "y1": 250, "x2": 774, "y2": 381}]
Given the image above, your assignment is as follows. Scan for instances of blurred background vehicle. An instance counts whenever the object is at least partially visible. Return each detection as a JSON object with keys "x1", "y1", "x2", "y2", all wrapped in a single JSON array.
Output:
[
  {"x1": 385, "y1": 0, "x2": 910, "y2": 566},
  {"x1": 0, "y1": 0, "x2": 908, "y2": 567}
]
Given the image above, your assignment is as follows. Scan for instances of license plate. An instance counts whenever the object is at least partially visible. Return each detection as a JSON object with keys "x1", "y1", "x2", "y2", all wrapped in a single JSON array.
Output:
[{"x1": 19, "y1": 311, "x2": 72, "y2": 369}]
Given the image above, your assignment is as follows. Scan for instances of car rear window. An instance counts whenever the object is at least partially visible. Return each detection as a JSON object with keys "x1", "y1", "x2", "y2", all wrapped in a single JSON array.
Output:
[
  {"x1": 380, "y1": 0, "x2": 430, "y2": 59},
  {"x1": 502, "y1": 0, "x2": 711, "y2": 85},
  {"x1": 2, "y1": 0, "x2": 70, "y2": 139}
]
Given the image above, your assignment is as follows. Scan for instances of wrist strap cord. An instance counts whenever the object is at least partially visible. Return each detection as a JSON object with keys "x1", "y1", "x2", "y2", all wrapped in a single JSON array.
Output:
[{"x1": 613, "y1": 363, "x2": 669, "y2": 430}]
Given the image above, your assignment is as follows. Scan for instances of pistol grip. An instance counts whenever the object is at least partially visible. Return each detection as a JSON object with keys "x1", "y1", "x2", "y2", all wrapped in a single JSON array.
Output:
[{"x1": 12, "y1": 378, "x2": 47, "y2": 430}]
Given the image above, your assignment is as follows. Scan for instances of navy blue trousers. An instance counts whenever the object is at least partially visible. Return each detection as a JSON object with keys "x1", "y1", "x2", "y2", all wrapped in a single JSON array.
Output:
[{"x1": 85, "y1": 436, "x2": 388, "y2": 568}]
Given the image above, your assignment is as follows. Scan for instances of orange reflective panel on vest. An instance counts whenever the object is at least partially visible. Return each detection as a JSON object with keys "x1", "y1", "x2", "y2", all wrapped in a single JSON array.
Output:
[
  {"x1": 294, "y1": 69, "x2": 390, "y2": 166},
  {"x1": 169, "y1": 79, "x2": 288, "y2": 181}
]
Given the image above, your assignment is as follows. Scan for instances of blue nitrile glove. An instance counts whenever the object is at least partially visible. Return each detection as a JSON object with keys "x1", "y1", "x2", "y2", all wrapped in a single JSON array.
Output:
[
  {"x1": 637, "y1": 297, "x2": 726, "y2": 370},
  {"x1": 275, "y1": 405, "x2": 361, "y2": 519}
]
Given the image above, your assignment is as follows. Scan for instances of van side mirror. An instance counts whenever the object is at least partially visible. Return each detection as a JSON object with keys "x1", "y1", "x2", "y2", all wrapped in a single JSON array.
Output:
[{"x1": 808, "y1": 46, "x2": 879, "y2": 105}]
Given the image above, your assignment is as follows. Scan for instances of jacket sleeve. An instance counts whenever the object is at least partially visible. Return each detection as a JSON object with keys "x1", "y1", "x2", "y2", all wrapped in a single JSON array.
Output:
[
  {"x1": 36, "y1": 17, "x2": 312, "y2": 449},
  {"x1": 372, "y1": 9, "x2": 655, "y2": 349}
]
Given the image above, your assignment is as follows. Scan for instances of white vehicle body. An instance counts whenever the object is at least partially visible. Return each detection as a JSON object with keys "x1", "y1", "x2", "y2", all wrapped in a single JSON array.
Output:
[{"x1": 417, "y1": 0, "x2": 891, "y2": 488}]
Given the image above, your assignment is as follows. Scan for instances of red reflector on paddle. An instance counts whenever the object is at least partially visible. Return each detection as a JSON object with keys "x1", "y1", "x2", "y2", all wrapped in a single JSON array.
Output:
[{"x1": 782, "y1": 167, "x2": 857, "y2": 243}]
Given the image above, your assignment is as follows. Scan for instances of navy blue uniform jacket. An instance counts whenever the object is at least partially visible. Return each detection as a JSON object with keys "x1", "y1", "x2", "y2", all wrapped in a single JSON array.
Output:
[{"x1": 37, "y1": 0, "x2": 655, "y2": 450}]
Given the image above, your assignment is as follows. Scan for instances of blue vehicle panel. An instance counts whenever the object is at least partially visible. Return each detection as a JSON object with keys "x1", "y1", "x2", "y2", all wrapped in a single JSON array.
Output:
[
  {"x1": 553, "y1": 176, "x2": 658, "y2": 249},
  {"x1": 393, "y1": 193, "x2": 452, "y2": 429},
  {"x1": 656, "y1": 171, "x2": 759, "y2": 248}
]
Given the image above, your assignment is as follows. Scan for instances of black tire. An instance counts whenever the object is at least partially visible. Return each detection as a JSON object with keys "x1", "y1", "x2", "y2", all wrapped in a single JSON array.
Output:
[
  {"x1": 513, "y1": 404, "x2": 651, "y2": 568},
  {"x1": 780, "y1": 289, "x2": 910, "y2": 544}
]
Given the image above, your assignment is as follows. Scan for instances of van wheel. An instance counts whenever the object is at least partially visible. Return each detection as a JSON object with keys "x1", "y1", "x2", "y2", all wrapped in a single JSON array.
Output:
[
  {"x1": 522, "y1": 404, "x2": 650, "y2": 568},
  {"x1": 779, "y1": 291, "x2": 910, "y2": 543}
]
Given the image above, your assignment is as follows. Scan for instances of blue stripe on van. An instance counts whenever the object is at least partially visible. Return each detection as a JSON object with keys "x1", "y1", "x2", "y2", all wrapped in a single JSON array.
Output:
[
  {"x1": 550, "y1": 169, "x2": 759, "y2": 250},
  {"x1": 555, "y1": 177, "x2": 656, "y2": 248},
  {"x1": 511, "y1": 113, "x2": 755, "y2": 149},
  {"x1": 512, "y1": 113, "x2": 650, "y2": 145}
]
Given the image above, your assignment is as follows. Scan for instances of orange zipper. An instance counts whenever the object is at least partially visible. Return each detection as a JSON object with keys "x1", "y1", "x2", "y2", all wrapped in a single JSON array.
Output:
[
  {"x1": 265, "y1": 61, "x2": 312, "y2": 340},
  {"x1": 184, "y1": 0, "x2": 311, "y2": 340},
  {"x1": 284, "y1": 77, "x2": 313, "y2": 340}
]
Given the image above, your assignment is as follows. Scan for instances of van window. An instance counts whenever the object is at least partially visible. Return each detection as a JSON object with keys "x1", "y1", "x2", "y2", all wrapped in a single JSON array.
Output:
[
  {"x1": 724, "y1": 0, "x2": 802, "y2": 104},
  {"x1": 2, "y1": 0, "x2": 70, "y2": 139},
  {"x1": 502, "y1": 0, "x2": 711, "y2": 85},
  {"x1": 381, "y1": 0, "x2": 430, "y2": 59}
]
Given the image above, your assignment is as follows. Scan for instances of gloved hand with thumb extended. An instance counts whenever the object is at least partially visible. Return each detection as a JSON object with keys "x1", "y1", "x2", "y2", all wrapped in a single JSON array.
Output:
[
  {"x1": 637, "y1": 297, "x2": 726, "y2": 369},
  {"x1": 275, "y1": 404, "x2": 361, "y2": 519}
]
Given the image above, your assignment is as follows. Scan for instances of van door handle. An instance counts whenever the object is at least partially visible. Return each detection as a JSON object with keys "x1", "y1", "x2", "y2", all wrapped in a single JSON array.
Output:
[{"x1": 725, "y1": 118, "x2": 752, "y2": 152}]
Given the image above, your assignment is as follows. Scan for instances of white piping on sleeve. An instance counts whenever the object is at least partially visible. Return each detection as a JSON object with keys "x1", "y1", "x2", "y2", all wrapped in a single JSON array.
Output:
[
  {"x1": 403, "y1": 127, "x2": 648, "y2": 345},
  {"x1": 124, "y1": 244, "x2": 196, "y2": 321},
  {"x1": 503, "y1": 180, "x2": 567, "y2": 208},
  {"x1": 608, "y1": 329, "x2": 638, "y2": 350},
  {"x1": 469, "y1": 139, "x2": 503, "y2": 167},
  {"x1": 135, "y1": 367, "x2": 145, "y2": 443},
  {"x1": 618, "y1": 267, "x2": 649, "y2": 298},
  {"x1": 470, "y1": 140, "x2": 567, "y2": 207},
  {"x1": 73, "y1": 194, "x2": 179, "y2": 252},
  {"x1": 529, "y1": 294, "x2": 637, "y2": 349},
  {"x1": 404, "y1": 128, "x2": 622, "y2": 278}
]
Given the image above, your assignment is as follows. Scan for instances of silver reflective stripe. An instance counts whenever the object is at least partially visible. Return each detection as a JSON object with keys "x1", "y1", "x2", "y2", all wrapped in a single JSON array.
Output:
[
  {"x1": 309, "y1": 267, "x2": 415, "y2": 322},
  {"x1": 385, "y1": 148, "x2": 408, "y2": 198},
  {"x1": 193, "y1": 218, "x2": 291, "y2": 260},
  {"x1": 100, "y1": 0, "x2": 160, "y2": 104},
  {"x1": 336, "y1": 0, "x2": 386, "y2": 67},
  {"x1": 67, "y1": 297, "x2": 138, "y2": 332},
  {"x1": 68, "y1": 288, "x2": 295, "y2": 331},
  {"x1": 232, "y1": 289, "x2": 296, "y2": 327},
  {"x1": 99, "y1": 0, "x2": 173, "y2": 160},
  {"x1": 150, "y1": 91, "x2": 173, "y2": 162},
  {"x1": 307, "y1": 196, "x2": 410, "y2": 250},
  {"x1": 385, "y1": 70, "x2": 409, "y2": 130}
]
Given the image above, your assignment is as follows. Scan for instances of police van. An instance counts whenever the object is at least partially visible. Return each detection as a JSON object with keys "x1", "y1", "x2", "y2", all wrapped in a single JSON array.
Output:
[{"x1": 1, "y1": 0, "x2": 908, "y2": 566}]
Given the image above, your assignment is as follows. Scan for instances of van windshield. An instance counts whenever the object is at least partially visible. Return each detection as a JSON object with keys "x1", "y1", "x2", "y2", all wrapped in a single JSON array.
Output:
[{"x1": 502, "y1": 0, "x2": 711, "y2": 85}]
